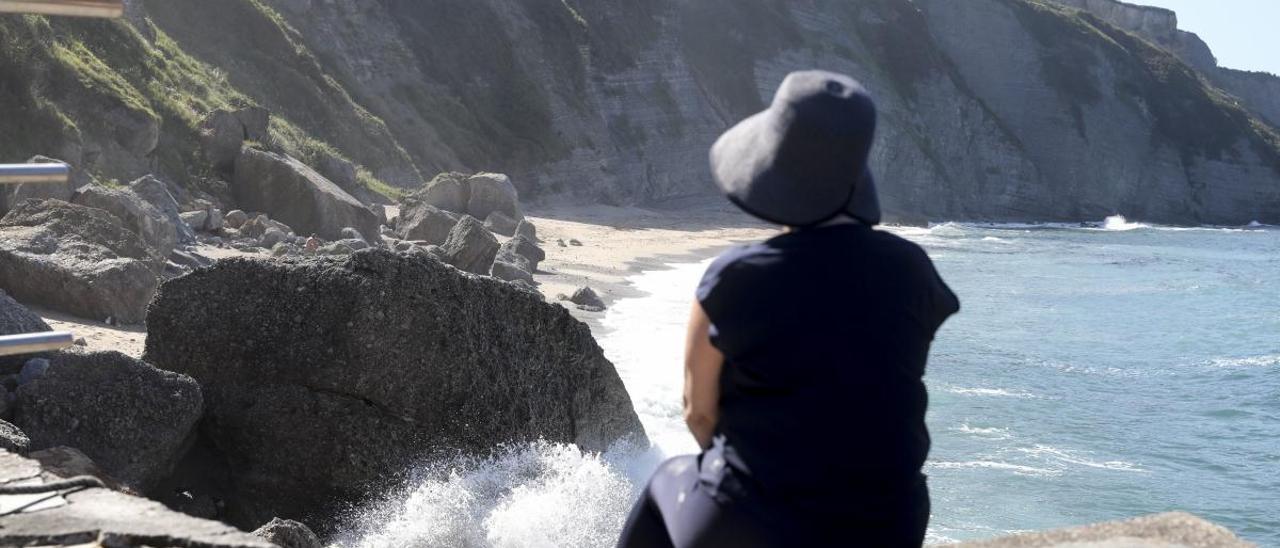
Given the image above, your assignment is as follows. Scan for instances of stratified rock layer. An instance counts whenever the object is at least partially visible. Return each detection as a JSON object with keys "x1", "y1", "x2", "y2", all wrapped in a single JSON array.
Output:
[{"x1": 144, "y1": 248, "x2": 646, "y2": 528}]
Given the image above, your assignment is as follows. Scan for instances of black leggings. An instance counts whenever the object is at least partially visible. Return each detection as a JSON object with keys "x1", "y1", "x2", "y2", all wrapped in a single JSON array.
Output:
[{"x1": 617, "y1": 454, "x2": 930, "y2": 548}]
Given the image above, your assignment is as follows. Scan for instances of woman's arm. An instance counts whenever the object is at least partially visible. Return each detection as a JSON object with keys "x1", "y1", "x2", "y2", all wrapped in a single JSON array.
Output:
[{"x1": 683, "y1": 300, "x2": 725, "y2": 450}]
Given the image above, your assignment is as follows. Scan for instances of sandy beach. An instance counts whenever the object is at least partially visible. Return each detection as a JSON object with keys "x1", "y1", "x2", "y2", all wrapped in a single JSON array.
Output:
[{"x1": 36, "y1": 204, "x2": 775, "y2": 358}]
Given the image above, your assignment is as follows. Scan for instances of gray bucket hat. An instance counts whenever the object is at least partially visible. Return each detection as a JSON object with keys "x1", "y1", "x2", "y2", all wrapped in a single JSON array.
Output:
[{"x1": 710, "y1": 70, "x2": 881, "y2": 226}]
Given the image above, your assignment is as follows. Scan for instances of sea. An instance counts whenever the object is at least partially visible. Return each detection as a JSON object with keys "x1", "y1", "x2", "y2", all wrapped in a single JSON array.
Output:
[{"x1": 341, "y1": 218, "x2": 1280, "y2": 547}]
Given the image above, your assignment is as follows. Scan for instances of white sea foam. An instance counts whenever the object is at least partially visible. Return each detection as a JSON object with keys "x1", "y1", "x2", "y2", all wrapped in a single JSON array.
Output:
[
  {"x1": 1101, "y1": 215, "x2": 1147, "y2": 231},
  {"x1": 1209, "y1": 355, "x2": 1280, "y2": 368},
  {"x1": 952, "y1": 424, "x2": 1014, "y2": 439},
  {"x1": 927, "y1": 460, "x2": 1061, "y2": 477},
  {"x1": 1016, "y1": 445, "x2": 1146, "y2": 473},
  {"x1": 945, "y1": 387, "x2": 1040, "y2": 399}
]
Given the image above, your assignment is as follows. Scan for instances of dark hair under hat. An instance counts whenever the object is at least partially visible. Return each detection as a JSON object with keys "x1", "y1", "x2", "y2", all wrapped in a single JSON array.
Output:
[{"x1": 710, "y1": 70, "x2": 882, "y2": 227}]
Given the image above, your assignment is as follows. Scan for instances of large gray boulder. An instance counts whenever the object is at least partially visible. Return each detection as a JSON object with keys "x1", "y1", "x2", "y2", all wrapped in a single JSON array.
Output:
[
  {"x1": 491, "y1": 253, "x2": 535, "y2": 285},
  {"x1": 501, "y1": 236, "x2": 546, "y2": 271},
  {"x1": 144, "y1": 249, "x2": 646, "y2": 528},
  {"x1": 130, "y1": 175, "x2": 197, "y2": 245},
  {"x1": 0, "y1": 291, "x2": 51, "y2": 372},
  {"x1": 395, "y1": 201, "x2": 459, "y2": 245},
  {"x1": 72, "y1": 184, "x2": 177, "y2": 260},
  {"x1": 12, "y1": 350, "x2": 202, "y2": 493},
  {"x1": 199, "y1": 107, "x2": 271, "y2": 173},
  {"x1": 233, "y1": 148, "x2": 381, "y2": 241},
  {"x1": 410, "y1": 171, "x2": 470, "y2": 214},
  {"x1": 441, "y1": 215, "x2": 499, "y2": 275},
  {"x1": 465, "y1": 172, "x2": 523, "y2": 222},
  {"x1": 0, "y1": 200, "x2": 159, "y2": 324}
]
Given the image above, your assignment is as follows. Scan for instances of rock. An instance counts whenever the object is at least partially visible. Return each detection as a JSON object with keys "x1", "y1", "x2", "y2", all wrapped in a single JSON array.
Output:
[
  {"x1": 569, "y1": 239, "x2": 583, "y2": 246},
  {"x1": 501, "y1": 236, "x2": 546, "y2": 270},
  {"x1": 319, "y1": 241, "x2": 355, "y2": 256},
  {"x1": 72, "y1": 184, "x2": 177, "y2": 260},
  {"x1": 233, "y1": 148, "x2": 382, "y2": 241},
  {"x1": 484, "y1": 211, "x2": 519, "y2": 237},
  {"x1": 339, "y1": 227, "x2": 365, "y2": 242},
  {"x1": 0, "y1": 200, "x2": 159, "y2": 324},
  {"x1": 260, "y1": 228, "x2": 288, "y2": 249},
  {"x1": 12, "y1": 350, "x2": 203, "y2": 492},
  {"x1": 952, "y1": 512, "x2": 1252, "y2": 548},
  {"x1": 130, "y1": 175, "x2": 197, "y2": 245},
  {"x1": 0, "y1": 157, "x2": 76, "y2": 218},
  {"x1": 224, "y1": 209, "x2": 249, "y2": 229},
  {"x1": 395, "y1": 202, "x2": 459, "y2": 245},
  {"x1": 441, "y1": 216, "x2": 499, "y2": 275},
  {"x1": 199, "y1": 107, "x2": 270, "y2": 173},
  {"x1": 409, "y1": 171, "x2": 469, "y2": 213},
  {"x1": 181, "y1": 210, "x2": 210, "y2": 232},
  {"x1": 490, "y1": 255, "x2": 535, "y2": 285},
  {"x1": 514, "y1": 219, "x2": 538, "y2": 241},
  {"x1": 253, "y1": 518, "x2": 323, "y2": 548},
  {"x1": 18, "y1": 358, "x2": 49, "y2": 386},
  {"x1": 0, "y1": 291, "x2": 52, "y2": 372},
  {"x1": 337, "y1": 238, "x2": 370, "y2": 251},
  {"x1": 0, "y1": 450, "x2": 273, "y2": 547},
  {"x1": 0, "y1": 419, "x2": 29, "y2": 453},
  {"x1": 271, "y1": 242, "x2": 299, "y2": 257},
  {"x1": 465, "y1": 172, "x2": 523, "y2": 222},
  {"x1": 144, "y1": 249, "x2": 646, "y2": 527},
  {"x1": 240, "y1": 215, "x2": 270, "y2": 240},
  {"x1": 208, "y1": 208, "x2": 225, "y2": 231},
  {"x1": 170, "y1": 249, "x2": 213, "y2": 271},
  {"x1": 569, "y1": 287, "x2": 605, "y2": 310},
  {"x1": 28, "y1": 446, "x2": 128, "y2": 493},
  {"x1": 557, "y1": 239, "x2": 567, "y2": 247}
]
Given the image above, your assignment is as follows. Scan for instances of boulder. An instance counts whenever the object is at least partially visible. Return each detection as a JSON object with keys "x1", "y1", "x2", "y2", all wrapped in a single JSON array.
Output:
[
  {"x1": 0, "y1": 200, "x2": 160, "y2": 324},
  {"x1": 12, "y1": 350, "x2": 202, "y2": 493},
  {"x1": 271, "y1": 242, "x2": 300, "y2": 257},
  {"x1": 409, "y1": 171, "x2": 469, "y2": 213},
  {"x1": 208, "y1": 208, "x2": 225, "y2": 231},
  {"x1": 0, "y1": 419, "x2": 29, "y2": 453},
  {"x1": 144, "y1": 249, "x2": 646, "y2": 527},
  {"x1": 515, "y1": 219, "x2": 538, "y2": 241},
  {"x1": 181, "y1": 210, "x2": 210, "y2": 232},
  {"x1": 0, "y1": 291, "x2": 51, "y2": 372},
  {"x1": 501, "y1": 236, "x2": 546, "y2": 270},
  {"x1": 395, "y1": 201, "x2": 459, "y2": 245},
  {"x1": 339, "y1": 227, "x2": 365, "y2": 242},
  {"x1": 319, "y1": 241, "x2": 355, "y2": 256},
  {"x1": 260, "y1": 228, "x2": 288, "y2": 249},
  {"x1": 199, "y1": 107, "x2": 270, "y2": 173},
  {"x1": 465, "y1": 172, "x2": 523, "y2": 222},
  {"x1": 224, "y1": 209, "x2": 249, "y2": 229},
  {"x1": 569, "y1": 287, "x2": 606, "y2": 310},
  {"x1": 253, "y1": 518, "x2": 323, "y2": 548},
  {"x1": 336, "y1": 238, "x2": 370, "y2": 251},
  {"x1": 130, "y1": 175, "x2": 197, "y2": 245},
  {"x1": 28, "y1": 446, "x2": 129, "y2": 493},
  {"x1": 484, "y1": 211, "x2": 519, "y2": 237},
  {"x1": 72, "y1": 184, "x2": 177, "y2": 260},
  {"x1": 233, "y1": 148, "x2": 381, "y2": 241},
  {"x1": 0, "y1": 451, "x2": 273, "y2": 547},
  {"x1": 0, "y1": 156, "x2": 76, "y2": 218},
  {"x1": 441, "y1": 216, "x2": 499, "y2": 275},
  {"x1": 491, "y1": 254, "x2": 535, "y2": 285}
]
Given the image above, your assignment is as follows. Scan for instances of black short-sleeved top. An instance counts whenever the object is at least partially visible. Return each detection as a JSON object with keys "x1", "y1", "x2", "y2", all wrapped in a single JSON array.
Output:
[{"x1": 696, "y1": 223, "x2": 959, "y2": 499}]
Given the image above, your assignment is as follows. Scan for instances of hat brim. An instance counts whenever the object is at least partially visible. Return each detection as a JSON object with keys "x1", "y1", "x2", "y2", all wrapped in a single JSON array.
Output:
[{"x1": 710, "y1": 110, "x2": 881, "y2": 227}]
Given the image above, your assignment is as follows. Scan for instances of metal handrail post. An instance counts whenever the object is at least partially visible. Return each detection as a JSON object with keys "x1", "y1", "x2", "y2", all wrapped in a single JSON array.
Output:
[{"x1": 0, "y1": 0, "x2": 124, "y2": 18}]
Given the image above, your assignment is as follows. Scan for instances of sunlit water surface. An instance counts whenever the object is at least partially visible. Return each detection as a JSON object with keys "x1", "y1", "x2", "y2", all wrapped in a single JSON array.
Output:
[{"x1": 342, "y1": 221, "x2": 1280, "y2": 547}]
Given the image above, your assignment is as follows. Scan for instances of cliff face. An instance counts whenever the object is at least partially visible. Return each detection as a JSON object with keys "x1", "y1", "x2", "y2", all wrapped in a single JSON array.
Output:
[{"x1": 1, "y1": 0, "x2": 1277, "y2": 224}]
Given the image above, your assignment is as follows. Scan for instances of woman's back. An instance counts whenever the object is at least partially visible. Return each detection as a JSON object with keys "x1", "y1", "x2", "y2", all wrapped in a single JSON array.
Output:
[{"x1": 698, "y1": 223, "x2": 959, "y2": 501}]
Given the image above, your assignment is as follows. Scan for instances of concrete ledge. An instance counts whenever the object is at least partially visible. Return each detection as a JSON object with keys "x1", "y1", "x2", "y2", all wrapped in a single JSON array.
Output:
[{"x1": 949, "y1": 512, "x2": 1254, "y2": 548}]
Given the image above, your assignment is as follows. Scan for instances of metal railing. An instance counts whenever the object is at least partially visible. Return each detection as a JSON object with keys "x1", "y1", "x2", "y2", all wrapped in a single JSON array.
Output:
[{"x1": 1, "y1": 0, "x2": 125, "y2": 357}]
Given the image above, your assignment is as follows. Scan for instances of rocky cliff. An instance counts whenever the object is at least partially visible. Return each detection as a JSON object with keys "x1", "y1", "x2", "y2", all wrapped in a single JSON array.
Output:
[{"x1": 0, "y1": 0, "x2": 1277, "y2": 224}]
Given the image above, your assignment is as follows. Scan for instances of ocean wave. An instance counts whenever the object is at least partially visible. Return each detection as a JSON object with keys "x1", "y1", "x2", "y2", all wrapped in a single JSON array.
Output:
[
  {"x1": 945, "y1": 387, "x2": 1040, "y2": 399},
  {"x1": 1209, "y1": 355, "x2": 1280, "y2": 368},
  {"x1": 952, "y1": 424, "x2": 1014, "y2": 439},
  {"x1": 1016, "y1": 444, "x2": 1147, "y2": 473},
  {"x1": 928, "y1": 460, "x2": 1061, "y2": 477}
]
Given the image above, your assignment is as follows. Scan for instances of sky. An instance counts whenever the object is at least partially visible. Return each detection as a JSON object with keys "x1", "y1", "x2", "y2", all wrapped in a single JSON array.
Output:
[{"x1": 1133, "y1": 0, "x2": 1280, "y2": 75}]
